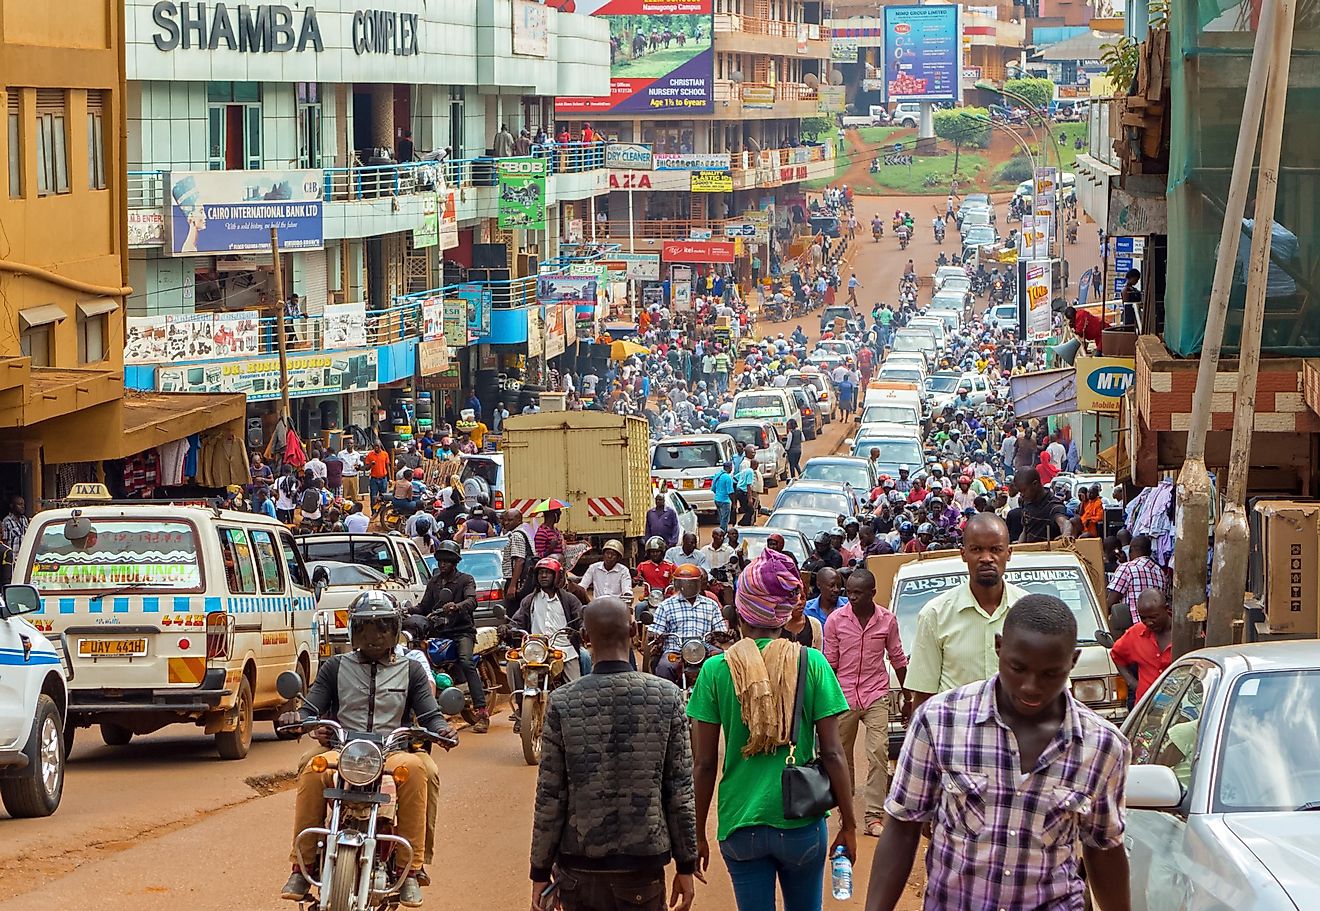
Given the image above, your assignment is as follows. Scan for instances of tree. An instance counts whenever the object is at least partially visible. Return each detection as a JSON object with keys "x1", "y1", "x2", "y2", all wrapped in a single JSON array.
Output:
[
  {"x1": 932, "y1": 107, "x2": 991, "y2": 150},
  {"x1": 1004, "y1": 77, "x2": 1054, "y2": 112},
  {"x1": 801, "y1": 116, "x2": 833, "y2": 141}
]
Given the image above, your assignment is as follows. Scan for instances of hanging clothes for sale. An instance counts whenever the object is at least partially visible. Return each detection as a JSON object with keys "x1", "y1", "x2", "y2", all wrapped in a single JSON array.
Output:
[
  {"x1": 283, "y1": 427, "x2": 307, "y2": 468},
  {"x1": 198, "y1": 428, "x2": 251, "y2": 488},
  {"x1": 183, "y1": 434, "x2": 201, "y2": 480},
  {"x1": 157, "y1": 439, "x2": 190, "y2": 486},
  {"x1": 122, "y1": 450, "x2": 162, "y2": 497}
]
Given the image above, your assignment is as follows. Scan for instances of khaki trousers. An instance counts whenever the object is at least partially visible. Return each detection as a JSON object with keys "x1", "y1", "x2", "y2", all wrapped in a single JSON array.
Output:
[
  {"x1": 291, "y1": 749, "x2": 431, "y2": 871},
  {"x1": 341, "y1": 475, "x2": 359, "y2": 502},
  {"x1": 837, "y1": 700, "x2": 891, "y2": 822}
]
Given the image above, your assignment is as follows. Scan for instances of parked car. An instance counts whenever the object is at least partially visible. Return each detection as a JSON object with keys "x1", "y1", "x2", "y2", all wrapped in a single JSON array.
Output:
[
  {"x1": 1118, "y1": 642, "x2": 1320, "y2": 911},
  {"x1": 891, "y1": 102, "x2": 920, "y2": 129},
  {"x1": 715, "y1": 419, "x2": 787, "y2": 487},
  {"x1": 0, "y1": 583, "x2": 67, "y2": 817},
  {"x1": 807, "y1": 215, "x2": 842, "y2": 238},
  {"x1": 649, "y1": 434, "x2": 739, "y2": 515},
  {"x1": 798, "y1": 456, "x2": 877, "y2": 495}
]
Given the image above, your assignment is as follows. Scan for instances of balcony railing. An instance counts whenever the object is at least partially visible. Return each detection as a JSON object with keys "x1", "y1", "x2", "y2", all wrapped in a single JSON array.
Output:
[
  {"x1": 714, "y1": 80, "x2": 820, "y2": 108},
  {"x1": 128, "y1": 170, "x2": 166, "y2": 208},
  {"x1": 713, "y1": 14, "x2": 827, "y2": 40}
]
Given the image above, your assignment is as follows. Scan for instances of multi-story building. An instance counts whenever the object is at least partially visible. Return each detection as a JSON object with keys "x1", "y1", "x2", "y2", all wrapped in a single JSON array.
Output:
[
  {"x1": 0, "y1": 0, "x2": 249, "y2": 502},
  {"x1": 121, "y1": 0, "x2": 610, "y2": 444}
]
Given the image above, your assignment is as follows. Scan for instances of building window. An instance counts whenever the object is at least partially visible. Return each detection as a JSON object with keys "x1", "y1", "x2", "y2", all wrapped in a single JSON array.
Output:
[
  {"x1": 35, "y1": 89, "x2": 69, "y2": 196},
  {"x1": 21, "y1": 325, "x2": 53, "y2": 367},
  {"x1": 77, "y1": 312, "x2": 106, "y2": 363},
  {"x1": 206, "y1": 82, "x2": 261, "y2": 170},
  {"x1": 449, "y1": 86, "x2": 465, "y2": 159},
  {"x1": 86, "y1": 90, "x2": 106, "y2": 190},
  {"x1": 6, "y1": 89, "x2": 19, "y2": 199},
  {"x1": 296, "y1": 83, "x2": 322, "y2": 168}
]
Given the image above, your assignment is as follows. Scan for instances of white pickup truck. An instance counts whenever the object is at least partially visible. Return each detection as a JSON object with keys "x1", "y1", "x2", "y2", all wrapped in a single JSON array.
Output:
[{"x1": 0, "y1": 583, "x2": 68, "y2": 817}]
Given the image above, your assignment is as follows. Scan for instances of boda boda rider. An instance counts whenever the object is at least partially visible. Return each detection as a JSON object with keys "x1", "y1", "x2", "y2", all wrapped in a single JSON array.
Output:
[
  {"x1": 636, "y1": 535, "x2": 677, "y2": 594},
  {"x1": 279, "y1": 592, "x2": 457, "y2": 907},
  {"x1": 507, "y1": 558, "x2": 585, "y2": 732},
  {"x1": 647, "y1": 563, "x2": 727, "y2": 684},
  {"x1": 407, "y1": 540, "x2": 489, "y2": 734}
]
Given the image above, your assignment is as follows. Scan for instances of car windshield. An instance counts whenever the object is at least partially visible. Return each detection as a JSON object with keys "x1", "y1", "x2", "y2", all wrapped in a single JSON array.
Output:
[
  {"x1": 800, "y1": 461, "x2": 870, "y2": 489},
  {"x1": 941, "y1": 277, "x2": 971, "y2": 291},
  {"x1": 738, "y1": 531, "x2": 809, "y2": 564},
  {"x1": 309, "y1": 562, "x2": 387, "y2": 586},
  {"x1": 27, "y1": 519, "x2": 201, "y2": 591},
  {"x1": 734, "y1": 394, "x2": 788, "y2": 420},
  {"x1": 652, "y1": 441, "x2": 723, "y2": 470},
  {"x1": 926, "y1": 375, "x2": 962, "y2": 393},
  {"x1": 787, "y1": 375, "x2": 826, "y2": 395},
  {"x1": 775, "y1": 490, "x2": 849, "y2": 515},
  {"x1": 301, "y1": 539, "x2": 400, "y2": 578},
  {"x1": 854, "y1": 438, "x2": 924, "y2": 465},
  {"x1": 965, "y1": 228, "x2": 996, "y2": 244},
  {"x1": 891, "y1": 335, "x2": 927, "y2": 353},
  {"x1": 931, "y1": 294, "x2": 964, "y2": 310},
  {"x1": 458, "y1": 550, "x2": 503, "y2": 586},
  {"x1": 891, "y1": 565, "x2": 1100, "y2": 648},
  {"x1": 717, "y1": 424, "x2": 766, "y2": 450},
  {"x1": 767, "y1": 511, "x2": 838, "y2": 539},
  {"x1": 861, "y1": 405, "x2": 918, "y2": 425},
  {"x1": 1214, "y1": 670, "x2": 1320, "y2": 812},
  {"x1": 817, "y1": 341, "x2": 851, "y2": 355},
  {"x1": 878, "y1": 368, "x2": 922, "y2": 384}
]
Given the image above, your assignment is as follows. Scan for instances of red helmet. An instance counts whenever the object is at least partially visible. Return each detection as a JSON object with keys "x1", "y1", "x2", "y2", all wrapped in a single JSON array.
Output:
[
  {"x1": 412, "y1": 469, "x2": 425, "y2": 480},
  {"x1": 535, "y1": 557, "x2": 562, "y2": 573}
]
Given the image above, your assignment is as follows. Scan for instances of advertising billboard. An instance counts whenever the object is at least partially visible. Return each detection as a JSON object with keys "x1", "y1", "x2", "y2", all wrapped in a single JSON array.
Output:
[
  {"x1": 882, "y1": 5, "x2": 961, "y2": 102},
  {"x1": 166, "y1": 170, "x2": 323, "y2": 255},
  {"x1": 554, "y1": 0, "x2": 714, "y2": 116},
  {"x1": 156, "y1": 350, "x2": 378, "y2": 401},
  {"x1": 1075, "y1": 357, "x2": 1136, "y2": 414},
  {"x1": 1024, "y1": 260, "x2": 1053, "y2": 341},
  {"x1": 661, "y1": 240, "x2": 735, "y2": 263},
  {"x1": 497, "y1": 157, "x2": 547, "y2": 229}
]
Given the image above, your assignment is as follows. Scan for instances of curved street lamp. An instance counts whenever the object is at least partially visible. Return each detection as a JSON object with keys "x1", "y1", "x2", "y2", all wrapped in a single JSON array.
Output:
[{"x1": 976, "y1": 80, "x2": 1066, "y2": 248}]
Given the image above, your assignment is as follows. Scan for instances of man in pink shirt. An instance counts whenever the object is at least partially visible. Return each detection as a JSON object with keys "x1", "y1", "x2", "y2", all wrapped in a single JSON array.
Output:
[{"x1": 823, "y1": 567, "x2": 908, "y2": 837}]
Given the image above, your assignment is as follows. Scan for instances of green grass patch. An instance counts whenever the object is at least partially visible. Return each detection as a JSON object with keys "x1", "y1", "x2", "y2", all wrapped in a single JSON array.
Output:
[
  {"x1": 803, "y1": 136, "x2": 851, "y2": 190},
  {"x1": 859, "y1": 152, "x2": 989, "y2": 195},
  {"x1": 609, "y1": 42, "x2": 711, "y2": 80},
  {"x1": 856, "y1": 126, "x2": 904, "y2": 147}
]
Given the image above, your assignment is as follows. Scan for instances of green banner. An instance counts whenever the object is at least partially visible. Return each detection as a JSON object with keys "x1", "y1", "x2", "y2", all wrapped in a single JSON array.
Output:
[{"x1": 497, "y1": 156, "x2": 547, "y2": 230}]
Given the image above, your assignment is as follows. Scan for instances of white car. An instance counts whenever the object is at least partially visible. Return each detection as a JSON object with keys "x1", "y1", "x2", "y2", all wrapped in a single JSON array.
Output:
[
  {"x1": 1119, "y1": 642, "x2": 1320, "y2": 910},
  {"x1": 714, "y1": 419, "x2": 787, "y2": 488},
  {"x1": 907, "y1": 316, "x2": 947, "y2": 349},
  {"x1": 987, "y1": 302, "x2": 1019, "y2": 330},
  {"x1": 927, "y1": 371, "x2": 992, "y2": 416},
  {"x1": 0, "y1": 584, "x2": 68, "y2": 817},
  {"x1": 650, "y1": 434, "x2": 739, "y2": 514},
  {"x1": 933, "y1": 265, "x2": 967, "y2": 288},
  {"x1": 784, "y1": 371, "x2": 836, "y2": 425},
  {"x1": 664, "y1": 490, "x2": 699, "y2": 541}
]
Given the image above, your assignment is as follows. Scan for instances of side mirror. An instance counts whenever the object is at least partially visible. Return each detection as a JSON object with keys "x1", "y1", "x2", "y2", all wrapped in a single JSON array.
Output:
[
  {"x1": 1126, "y1": 764, "x2": 1183, "y2": 810},
  {"x1": 1095, "y1": 629, "x2": 1116, "y2": 649},
  {"x1": 313, "y1": 578, "x2": 327, "y2": 602},
  {"x1": 1, "y1": 584, "x2": 40, "y2": 618},
  {"x1": 276, "y1": 670, "x2": 306, "y2": 700},
  {"x1": 438, "y1": 686, "x2": 468, "y2": 717},
  {"x1": 639, "y1": 610, "x2": 656, "y2": 625},
  {"x1": 845, "y1": 438, "x2": 855, "y2": 449}
]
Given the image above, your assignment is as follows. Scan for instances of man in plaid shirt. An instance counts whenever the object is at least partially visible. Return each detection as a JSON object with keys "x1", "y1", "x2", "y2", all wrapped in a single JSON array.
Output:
[
  {"x1": 1106, "y1": 534, "x2": 1168, "y2": 626},
  {"x1": 647, "y1": 564, "x2": 726, "y2": 685},
  {"x1": 865, "y1": 595, "x2": 1132, "y2": 911}
]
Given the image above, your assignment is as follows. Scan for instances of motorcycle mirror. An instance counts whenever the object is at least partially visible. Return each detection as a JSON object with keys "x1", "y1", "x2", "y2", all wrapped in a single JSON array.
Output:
[
  {"x1": 276, "y1": 670, "x2": 305, "y2": 700},
  {"x1": 639, "y1": 610, "x2": 656, "y2": 625},
  {"x1": 1095, "y1": 629, "x2": 1116, "y2": 649},
  {"x1": 438, "y1": 686, "x2": 468, "y2": 716}
]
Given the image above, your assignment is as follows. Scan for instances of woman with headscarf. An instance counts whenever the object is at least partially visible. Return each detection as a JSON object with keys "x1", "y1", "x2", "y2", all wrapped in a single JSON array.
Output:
[
  {"x1": 1037, "y1": 448, "x2": 1060, "y2": 485},
  {"x1": 687, "y1": 549, "x2": 857, "y2": 910}
]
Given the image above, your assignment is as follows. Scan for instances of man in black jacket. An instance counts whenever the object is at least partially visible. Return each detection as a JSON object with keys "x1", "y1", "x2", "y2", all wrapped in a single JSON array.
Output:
[
  {"x1": 530, "y1": 597, "x2": 697, "y2": 911},
  {"x1": 411, "y1": 540, "x2": 489, "y2": 732}
]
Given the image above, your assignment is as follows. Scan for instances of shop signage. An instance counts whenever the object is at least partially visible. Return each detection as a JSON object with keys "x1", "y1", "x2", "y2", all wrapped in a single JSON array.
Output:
[
  {"x1": 421, "y1": 297, "x2": 444, "y2": 341},
  {"x1": 723, "y1": 213, "x2": 769, "y2": 243},
  {"x1": 156, "y1": 349, "x2": 378, "y2": 401},
  {"x1": 690, "y1": 171, "x2": 733, "y2": 193},
  {"x1": 149, "y1": 2, "x2": 420, "y2": 55},
  {"x1": 662, "y1": 241, "x2": 735, "y2": 264},
  {"x1": 1075, "y1": 357, "x2": 1136, "y2": 413},
  {"x1": 511, "y1": 0, "x2": 548, "y2": 57},
  {"x1": 689, "y1": 228, "x2": 713, "y2": 240},
  {"x1": 166, "y1": 169, "x2": 323, "y2": 255},
  {"x1": 779, "y1": 165, "x2": 808, "y2": 182},
  {"x1": 742, "y1": 86, "x2": 775, "y2": 109},
  {"x1": 831, "y1": 39, "x2": 859, "y2": 61},
  {"x1": 438, "y1": 189, "x2": 458, "y2": 249},
  {"x1": 599, "y1": 252, "x2": 660, "y2": 281},
  {"x1": 414, "y1": 191, "x2": 439, "y2": 249},
  {"x1": 883, "y1": 4, "x2": 962, "y2": 102},
  {"x1": 1024, "y1": 259, "x2": 1052, "y2": 342},
  {"x1": 655, "y1": 153, "x2": 730, "y2": 172},
  {"x1": 323, "y1": 302, "x2": 367, "y2": 348},
  {"x1": 496, "y1": 156, "x2": 547, "y2": 230},
  {"x1": 128, "y1": 209, "x2": 166, "y2": 248},
  {"x1": 125, "y1": 310, "x2": 261, "y2": 364},
  {"x1": 443, "y1": 299, "x2": 466, "y2": 348},
  {"x1": 608, "y1": 172, "x2": 652, "y2": 189},
  {"x1": 817, "y1": 86, "x2": 846, "y2": 113},
  {"x1": 605, "y1": 143, "x2": 654, "y2": 170},
  {"x1": 417, "y1": 339, "x2": 449, "y2": 376},
  {"x1": 457, "y1": 283, "x2": 492, "y2": 343}
]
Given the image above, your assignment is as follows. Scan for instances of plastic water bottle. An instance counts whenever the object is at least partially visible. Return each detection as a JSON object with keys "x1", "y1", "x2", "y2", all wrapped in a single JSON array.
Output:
[{"x1": 830, "y1": 846, "x2": 853, "y2": 901}]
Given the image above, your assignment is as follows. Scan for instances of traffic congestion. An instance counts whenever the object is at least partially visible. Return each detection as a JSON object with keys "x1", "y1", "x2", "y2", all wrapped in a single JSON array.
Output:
[{"x1": 1, "y1": 185, "x2": 1315, "y2": 911}]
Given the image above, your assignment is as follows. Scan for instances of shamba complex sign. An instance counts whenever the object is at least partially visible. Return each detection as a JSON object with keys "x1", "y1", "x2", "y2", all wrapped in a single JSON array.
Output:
[{"x1": 151, "y1": 2, "x2": 420, "y2": 55}]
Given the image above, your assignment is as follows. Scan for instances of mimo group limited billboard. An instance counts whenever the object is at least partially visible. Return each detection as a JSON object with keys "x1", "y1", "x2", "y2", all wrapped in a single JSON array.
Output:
[
  {"x1": 882, "y1": 4, "x2": 961, "y2": 103},
  {"x1": 555, "y1": 0, "x2": 714, "y2": 115}
]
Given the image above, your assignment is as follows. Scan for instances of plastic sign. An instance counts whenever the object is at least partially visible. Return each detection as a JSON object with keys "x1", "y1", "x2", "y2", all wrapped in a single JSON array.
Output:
[
  {"x1": 605, "y1": 143, "x2": 654, "y2": 170},
  {"x1": 1076, "y1": 357, "x2": 1136, "y2": 413}
]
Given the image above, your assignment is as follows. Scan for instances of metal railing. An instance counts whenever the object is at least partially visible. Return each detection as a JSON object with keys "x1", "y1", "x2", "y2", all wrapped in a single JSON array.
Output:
[
  {"x1": 128, "y1": 170, "x2": 166, "y2": 208},
  {"x1": 323, "y1": 161, "x2": 432, "y2": 201},
  {"x1": 713, "y1": 14, "x2": 826, "y2": 40}
]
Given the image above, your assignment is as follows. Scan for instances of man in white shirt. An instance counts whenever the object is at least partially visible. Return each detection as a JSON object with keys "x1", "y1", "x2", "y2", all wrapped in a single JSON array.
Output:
[
  {"x1": 304, "y1": 449, "x2": 327, "y2": 481},
  {"x1": 581, "y1": 371, "x2": 600, "y2": 397},
  {"x1": 579, "y1": 540, "x2": 633, "y2": 601},
  {"x1": 339, "y1": 440, "x2": 364, "y2": 504},
  {"x1": 699, "y1": 528, "x2": 735, "y2": 572},
  {"x1": 1046, "y1": 434, "x2": 1067, "y2": 470},
  {"x1": 665, "y1": 532, "x2": 710, "y2": 573},
  {"x1": 344, "y1": 503, "x2": 370, "y2": 533}
]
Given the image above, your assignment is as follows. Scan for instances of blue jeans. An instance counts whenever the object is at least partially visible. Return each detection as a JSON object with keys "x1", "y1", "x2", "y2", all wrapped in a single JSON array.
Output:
[
  {"x1": 719, "y1": 818, "x2": 828, "y2": 911},
  {"x1": 715, "y1": 500, "x2": 731, "y2": 531},
  {"x1": 369, "y1": 476, "x2": 388, "y2": 504}
]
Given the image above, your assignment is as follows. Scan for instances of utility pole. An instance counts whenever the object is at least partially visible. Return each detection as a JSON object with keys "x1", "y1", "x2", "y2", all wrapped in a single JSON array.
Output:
[
  {"x1": 1206, "y1": 0, "x2": 1296, "y2": 647},
  {"x1": 1171, "y1": 0, "x2": 1278, "y2": 655},
  {"x1": 271, "y1": 227, "x2": 292, "y2": 420}
]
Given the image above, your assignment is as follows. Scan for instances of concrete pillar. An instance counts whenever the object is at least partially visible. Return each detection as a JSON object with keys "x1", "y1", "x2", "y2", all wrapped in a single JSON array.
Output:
[{"x1": 371, "y1": 85, "x2": 394, "y2": 154}]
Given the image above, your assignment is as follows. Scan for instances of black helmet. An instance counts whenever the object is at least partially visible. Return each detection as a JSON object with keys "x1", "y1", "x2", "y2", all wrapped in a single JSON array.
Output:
[
  {"x1": 347, "y1": 591, "x2": 401, "y2": 652},
  {"x1": 433, "y1": 540, "x2": 462, "y2": 563}
]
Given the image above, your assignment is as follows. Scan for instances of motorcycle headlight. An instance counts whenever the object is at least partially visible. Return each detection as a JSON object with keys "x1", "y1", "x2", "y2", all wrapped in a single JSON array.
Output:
[
  {"x1": 338, "y1": 740, "x2": 385, "y2": 786},
  {"x1": 681, "y1": 639, "x2": 708, "y2": 665},
  {"x1": 522, "y1": 639, "x2": 549, "y2": 665}
]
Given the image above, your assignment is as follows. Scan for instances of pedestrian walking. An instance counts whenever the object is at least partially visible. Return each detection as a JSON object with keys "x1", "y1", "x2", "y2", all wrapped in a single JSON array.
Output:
[
  {"x1": 712, "y1": 460, "x2": 735, "y2": 531},
  {"x1": 864, "y1": 595, "x2": 1132, "y2": 911},
  {"x1": 530, "y1": 597, "x2": 697, "y2": 911},
  {"x1": 822, "y1": 568, "x2": 907, "y2": 837},
  {"x1": 1105, "y1": 534, "x2": 1168, "y2": 627},
  {"x1": 734, "y1": 457, "x2": 760, "y2": 527},
  {"x1": 784, "y1": 419, "x2": 804, "y2": 479},
  {"x1": 688, "y1": 549, "x2": 857, "y2": 911}
]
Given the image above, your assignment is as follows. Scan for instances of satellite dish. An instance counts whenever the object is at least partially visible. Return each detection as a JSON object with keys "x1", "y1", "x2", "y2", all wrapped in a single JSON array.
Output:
[
  {"x1": 830, "y1": 70, "x2": 844, "y2": 85},
  {"x1": 730, "y1": 70, "x2": 744, "y2": 83},
  {"x1": 804, "y1": 73, "x2": 820, "y2": 89}
]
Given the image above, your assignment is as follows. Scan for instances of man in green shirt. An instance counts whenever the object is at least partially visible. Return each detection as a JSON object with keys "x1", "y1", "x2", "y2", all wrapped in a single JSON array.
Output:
[
  {"x1": 688, "y1": 549, "x2": 856, "y2": 909},
  {"x1": 712, "y1": 351, "x2": 731, "y2": 394}
]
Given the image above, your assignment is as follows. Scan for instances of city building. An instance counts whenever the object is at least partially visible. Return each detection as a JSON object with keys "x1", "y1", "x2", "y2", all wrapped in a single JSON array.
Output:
[
  {"x1": 121, "y1": 0, "x2": 610, "y2": 449},
  {"x1": 0, "y1": 0, "x2": 248, "y2": 502}
]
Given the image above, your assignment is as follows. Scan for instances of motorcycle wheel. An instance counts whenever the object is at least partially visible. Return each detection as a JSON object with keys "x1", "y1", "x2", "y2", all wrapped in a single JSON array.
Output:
[
  {"x1": 521, "y1": 697, "x2": 544, "y2": 766},
  {"x1": 323, "y1": 841, "x2": 362, "y2": 911}
]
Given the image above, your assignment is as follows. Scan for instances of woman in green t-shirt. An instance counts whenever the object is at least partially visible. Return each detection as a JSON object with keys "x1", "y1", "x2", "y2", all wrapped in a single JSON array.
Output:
[{"x1": 687, "y1": 549, "x2": 856, "y2": 911}]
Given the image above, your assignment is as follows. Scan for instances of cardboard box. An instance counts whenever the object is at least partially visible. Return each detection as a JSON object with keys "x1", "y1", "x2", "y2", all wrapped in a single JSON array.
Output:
[{"x1": 1254, "y1": 500, "x2": 1320, "y2": 635}]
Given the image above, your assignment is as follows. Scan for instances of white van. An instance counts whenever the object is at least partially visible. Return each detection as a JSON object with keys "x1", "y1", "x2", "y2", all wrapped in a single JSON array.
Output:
[
  {"x1": 17, "y1": 498, "x2": 318, "y2": 759},
  {"x1": 731, "y1": 388, "x2": 803, "y2": 438}
]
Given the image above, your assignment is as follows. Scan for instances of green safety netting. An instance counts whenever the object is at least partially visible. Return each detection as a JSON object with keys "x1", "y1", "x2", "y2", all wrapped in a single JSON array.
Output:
[{"x1": 1165, "y1": 0, "x2": 1320, "y2": 356}]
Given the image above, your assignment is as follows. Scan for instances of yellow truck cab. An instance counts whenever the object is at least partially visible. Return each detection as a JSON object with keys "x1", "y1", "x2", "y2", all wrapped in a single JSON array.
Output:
[{"x1": 16, "y1": 491, "x2": 318, "y2": 759}]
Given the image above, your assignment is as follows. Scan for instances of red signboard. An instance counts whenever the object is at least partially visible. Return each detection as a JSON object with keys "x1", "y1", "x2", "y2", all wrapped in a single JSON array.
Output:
[{"x1": 662, "y1": 240, "x2": 736, "y2": 263}]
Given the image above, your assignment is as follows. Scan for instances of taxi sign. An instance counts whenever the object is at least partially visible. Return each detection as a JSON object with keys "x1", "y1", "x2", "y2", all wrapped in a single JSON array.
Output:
[{"x1": 67, "y1": 483, "x2": 112, "y2": 501}]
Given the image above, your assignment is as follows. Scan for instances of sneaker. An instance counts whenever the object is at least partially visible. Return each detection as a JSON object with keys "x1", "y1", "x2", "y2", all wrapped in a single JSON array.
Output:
[
  {"x1": 398, "y1": 875, "x2": 423, "y2": 908},
  {"x1": 470, "y1": 709, "x2": 490, "y2": 734},
  {"x1": 281, "y1": 870, "x2": 311, "y2": 901},
  {"x1": 512, "y1": 715, "x2": 521, "y2": 734}
]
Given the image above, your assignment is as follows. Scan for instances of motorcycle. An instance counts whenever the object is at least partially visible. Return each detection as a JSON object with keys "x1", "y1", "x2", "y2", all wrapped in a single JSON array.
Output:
[
  {"x1": 663, "y1": 630, "x2": 737, "y2": 702},
  {"x1": 898, "y1": 230, "x2": 910, "y2": 251},
  {"x1": 276, "y1": 672, "x2": 466, "y2": 911},
  {"x1": 872, "y1": 224, "x2": 881, "y2": 243},
  {"x1": 509, "y1": 626, "x2": 576, "y2": 765},
  {"x1": 934, "y1": 224, "x2": 946, "y2": 245},
  {"x1": 423, "y1": 627, "x2": 505, "y2": 725}
]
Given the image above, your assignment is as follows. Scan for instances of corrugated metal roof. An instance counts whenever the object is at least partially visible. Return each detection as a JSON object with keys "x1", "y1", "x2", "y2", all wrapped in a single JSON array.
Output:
[{"x1": 1034, "y1": 31, "x2": 1108, "y2": 61}]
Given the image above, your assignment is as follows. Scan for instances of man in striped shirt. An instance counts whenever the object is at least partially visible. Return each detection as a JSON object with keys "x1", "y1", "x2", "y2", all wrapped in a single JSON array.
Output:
[{"x1": 865, "y1": 595, "x2": 1131, "y2": 911}]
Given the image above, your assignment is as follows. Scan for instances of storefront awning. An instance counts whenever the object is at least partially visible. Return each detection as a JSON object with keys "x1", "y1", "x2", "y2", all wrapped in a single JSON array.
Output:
[
  {"x1": 39, "y1": 391, "x2": 246, "y2": 464},
  {"x1": 77, "y1": 297, "x2": 120, "y2": 318}
]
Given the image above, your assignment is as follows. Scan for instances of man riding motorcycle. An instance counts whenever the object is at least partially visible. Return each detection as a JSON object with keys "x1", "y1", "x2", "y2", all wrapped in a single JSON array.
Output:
[
  {"x1": 279, "y1": 592, "x2": 457, "y2": 907},
  {"x1": 507, "y1": 558, "x2": 585, "y2": 730},
  {"x1": 408, "y1": 540, "x2": 489, "y2": 733},
  {"x1": 646, "y1": 563, "x2": 727, "y2": 684},
  {"x1": 635, "y1": 535, "x2": 677, "y2": 593}
]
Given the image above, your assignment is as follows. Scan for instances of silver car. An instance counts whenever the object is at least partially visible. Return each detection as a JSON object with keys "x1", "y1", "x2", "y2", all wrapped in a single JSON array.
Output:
[{"x1": 1119, "y1": 641, "x2": 1320, "y2": 910}]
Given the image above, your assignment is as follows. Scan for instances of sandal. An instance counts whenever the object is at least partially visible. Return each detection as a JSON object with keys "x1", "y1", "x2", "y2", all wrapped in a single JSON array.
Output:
[{"x1": 865, "y1": 819, "x2": 884, "y2": 837}]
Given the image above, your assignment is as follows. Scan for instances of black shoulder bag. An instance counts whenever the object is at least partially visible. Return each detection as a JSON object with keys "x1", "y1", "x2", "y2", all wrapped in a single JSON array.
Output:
[{"x1": 781, "y1": 647, "x2": 838, "y2": 820}]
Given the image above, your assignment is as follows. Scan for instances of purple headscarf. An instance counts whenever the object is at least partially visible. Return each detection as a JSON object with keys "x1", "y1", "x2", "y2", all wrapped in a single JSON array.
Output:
[{"x1": 735, "y1": 548, "x2": 802, "y2": 629}]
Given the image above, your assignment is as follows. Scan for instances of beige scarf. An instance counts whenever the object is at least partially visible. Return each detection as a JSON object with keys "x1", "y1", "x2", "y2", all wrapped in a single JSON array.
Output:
[{"x1": 724, "y1": 637, "x2": 802, "y2": 757}]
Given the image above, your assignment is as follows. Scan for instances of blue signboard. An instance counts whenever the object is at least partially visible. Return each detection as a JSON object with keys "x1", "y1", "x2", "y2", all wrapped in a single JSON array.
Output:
[
  {"x1": 883, "y1": 5, "x2": 961, "y2": 103},
  {"x1": 458, "y1": 283, "x2": 492, "y2": 344},
  {"x1": 167, "y1": 169, "x2": 324, "y2": 255}
]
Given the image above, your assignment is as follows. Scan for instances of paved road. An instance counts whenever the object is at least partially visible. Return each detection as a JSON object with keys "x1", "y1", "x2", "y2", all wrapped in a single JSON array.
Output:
[{"x1": 0, "y1": 194, "x2": 1100, "y2": 911}]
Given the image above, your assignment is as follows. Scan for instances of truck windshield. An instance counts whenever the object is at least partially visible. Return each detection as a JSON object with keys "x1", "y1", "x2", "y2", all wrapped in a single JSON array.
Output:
[{"x1": 28, "y1": 519, "x2": 201, "y2": 591}]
